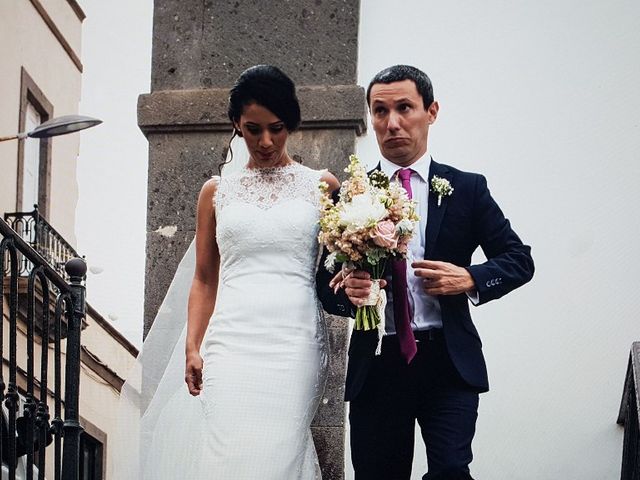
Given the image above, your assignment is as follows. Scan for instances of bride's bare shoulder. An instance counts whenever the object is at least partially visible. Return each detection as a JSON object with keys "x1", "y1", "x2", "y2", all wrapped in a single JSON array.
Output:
[
  {"x1": 197, "y1": 176, "x2": 221, "y2": 211},
  {"x1": 200, "y1": 176, "x2": 220, "y2": 196}
]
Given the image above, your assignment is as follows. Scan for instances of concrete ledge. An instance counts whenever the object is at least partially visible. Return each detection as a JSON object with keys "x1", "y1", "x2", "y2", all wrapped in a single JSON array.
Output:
[{"x1": 138, "y1": 85, "x2": 367, "y2": 136}]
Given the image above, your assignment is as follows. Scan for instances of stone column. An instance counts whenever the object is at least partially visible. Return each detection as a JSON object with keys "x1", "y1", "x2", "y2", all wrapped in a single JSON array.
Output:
[{"x1": 138, "y1": 1, "x2": 365, "y2": 478}]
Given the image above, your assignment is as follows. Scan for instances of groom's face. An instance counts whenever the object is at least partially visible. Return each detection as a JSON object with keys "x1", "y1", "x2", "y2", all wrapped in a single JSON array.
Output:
[{"x1": 369, "y1": 79, "x2": 438, "y2": 167}]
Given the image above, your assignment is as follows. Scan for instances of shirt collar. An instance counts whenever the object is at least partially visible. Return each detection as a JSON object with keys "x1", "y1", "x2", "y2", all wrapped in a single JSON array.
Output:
[{"x1": 379, "y1": 151, "x2": 431, "y2": 183}]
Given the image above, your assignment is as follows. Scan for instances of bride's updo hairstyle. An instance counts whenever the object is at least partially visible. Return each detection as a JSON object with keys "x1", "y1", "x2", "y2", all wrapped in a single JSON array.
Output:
[
  {"x1": 228, "y1": 65, "x2": 301, "y2": 134},
  {"x1": 220, "y1": 65, "x2": 301, "y2": 172}
]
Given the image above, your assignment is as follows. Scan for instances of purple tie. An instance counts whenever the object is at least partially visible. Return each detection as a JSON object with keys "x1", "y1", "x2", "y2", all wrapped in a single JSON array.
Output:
[{"x1": 391, "y1": 168, "x2": 417, "y2": 363}]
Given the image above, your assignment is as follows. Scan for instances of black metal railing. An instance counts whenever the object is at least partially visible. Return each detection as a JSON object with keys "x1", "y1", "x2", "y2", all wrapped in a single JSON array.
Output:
[
  {"x1": 618, "y1": 342, "x2": 640, "y2": 480},
  {"x1": 1, "y1": 217, "x2": 86, "y2": 480},
  {"x1": 4, "y1": 207, "x2": 81, "y2": 279}
]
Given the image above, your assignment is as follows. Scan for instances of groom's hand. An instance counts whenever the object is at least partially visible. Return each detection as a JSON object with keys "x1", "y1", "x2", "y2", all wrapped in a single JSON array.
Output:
[
  {"x1": 334, "y1": 270, "x2": 387, "y2": 306},
  {"x1": 412, "y1": 260, "x2": 475, "y2": 296}
]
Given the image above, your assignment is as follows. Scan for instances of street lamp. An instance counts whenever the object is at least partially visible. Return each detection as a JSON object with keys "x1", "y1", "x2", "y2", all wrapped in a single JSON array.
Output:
[{"x1": 0, "y1": 114, "x2": 102, "y2": 142}]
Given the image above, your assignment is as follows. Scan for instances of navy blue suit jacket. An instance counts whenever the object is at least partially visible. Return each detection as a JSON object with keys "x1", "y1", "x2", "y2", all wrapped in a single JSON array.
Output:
[{"x1": 316, "y1": 159, "x2": 534, "y2": 401}]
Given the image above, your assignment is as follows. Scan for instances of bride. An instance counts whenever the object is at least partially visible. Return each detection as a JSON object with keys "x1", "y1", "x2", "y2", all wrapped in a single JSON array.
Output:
[{"x1": 114, "y1": 65, "x2": 340, "y2": 479}]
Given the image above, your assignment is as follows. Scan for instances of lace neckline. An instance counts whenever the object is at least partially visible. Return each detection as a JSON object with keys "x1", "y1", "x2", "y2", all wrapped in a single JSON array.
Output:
[
  {"x1": 242, "y1": 162, "x2": 300, "y2": 176},
  {"x1": 216, "y1": 161, "x2": 321, "y2": 211}
]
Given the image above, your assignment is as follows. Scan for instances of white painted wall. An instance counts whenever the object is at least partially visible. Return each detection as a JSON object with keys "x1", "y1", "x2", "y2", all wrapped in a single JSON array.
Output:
[
  {"x1": 75, "y1": 0, "x2": 152, "y2": 346},
  {"x1": 355, "y1": 1, "x2": 640, "y2": 478}
]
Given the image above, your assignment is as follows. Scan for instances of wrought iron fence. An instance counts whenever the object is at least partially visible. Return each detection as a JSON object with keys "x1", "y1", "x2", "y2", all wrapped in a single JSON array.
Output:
[
  {"x1": 4, "y1": 208, "x2": 81, "y2": 280},
  {"x1": 618, "y1": 342, "x2": 640, "y2": 480},
  {"x1": 1, "y1": 217, "x2": 86, "y2": 480}
]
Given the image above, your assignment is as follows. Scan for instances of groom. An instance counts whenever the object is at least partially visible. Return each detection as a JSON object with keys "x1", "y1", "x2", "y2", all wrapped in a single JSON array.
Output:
[{"x1": 317, "y1": 65, "x2": 534, "y2": 480}]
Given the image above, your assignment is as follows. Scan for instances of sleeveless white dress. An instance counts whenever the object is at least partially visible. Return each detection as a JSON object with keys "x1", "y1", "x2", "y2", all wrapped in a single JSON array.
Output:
[
  {"x1": 200, "y1": 162, "x2": 328, "y2": 478},
  {"x1": 112, "y1": 162, "x2": 328, "y2": 480}
]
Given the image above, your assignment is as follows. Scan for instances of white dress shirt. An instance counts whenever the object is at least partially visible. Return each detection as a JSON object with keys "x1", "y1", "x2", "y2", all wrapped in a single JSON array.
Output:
[{"x1": 379, "y1": 153, "x2": 443, "y2": 333}]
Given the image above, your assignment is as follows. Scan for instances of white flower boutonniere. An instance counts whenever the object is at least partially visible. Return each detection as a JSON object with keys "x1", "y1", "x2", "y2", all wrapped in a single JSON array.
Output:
[{"x1": 431, "y1": 175, "x2": 454, "y2": 207}]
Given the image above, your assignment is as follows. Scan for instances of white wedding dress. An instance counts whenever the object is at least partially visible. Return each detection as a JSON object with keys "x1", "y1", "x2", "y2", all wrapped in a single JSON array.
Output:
[{"x1": 113, "y1": 162, "x2": 328, "y2": 479}]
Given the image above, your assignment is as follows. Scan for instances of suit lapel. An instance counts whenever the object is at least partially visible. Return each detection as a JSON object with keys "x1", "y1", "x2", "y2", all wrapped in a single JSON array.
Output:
[{"x1": 425, "y1": 159, "x2": 453, "y2": 259}]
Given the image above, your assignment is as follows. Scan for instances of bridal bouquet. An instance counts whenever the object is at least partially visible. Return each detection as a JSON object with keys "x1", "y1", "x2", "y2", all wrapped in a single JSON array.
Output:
[{"x1": 318, "y1": 155, "x2": 419, "y2": 340}]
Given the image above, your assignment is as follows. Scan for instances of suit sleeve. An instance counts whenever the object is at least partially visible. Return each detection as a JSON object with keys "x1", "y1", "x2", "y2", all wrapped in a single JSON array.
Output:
[{"x1": 465, "y1": 174, "x2": 534, "y2": 305}]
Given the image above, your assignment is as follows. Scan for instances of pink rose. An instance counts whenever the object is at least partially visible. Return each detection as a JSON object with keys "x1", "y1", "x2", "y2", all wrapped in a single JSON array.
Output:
[{"x1": 370, "y1": 220, "x2": 398, "y2": 249}]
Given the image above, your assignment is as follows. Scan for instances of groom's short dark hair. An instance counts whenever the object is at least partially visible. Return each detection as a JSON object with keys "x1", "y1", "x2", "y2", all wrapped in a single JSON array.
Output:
[{"x1": 366, "y1": 65, "x2": 434, "y2": 110}]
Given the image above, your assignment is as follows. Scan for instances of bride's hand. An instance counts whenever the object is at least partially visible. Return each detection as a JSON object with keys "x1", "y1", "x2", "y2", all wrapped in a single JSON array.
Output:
[
  {"x1": 329, "y1": 271, "x2": 348, "y2": 293},
  {"x1": 329, "y1": 264, "x2": 356, "y2": 293},
  {"x1": 185, "y1": 351, "x2": 203, "y2": 396}
]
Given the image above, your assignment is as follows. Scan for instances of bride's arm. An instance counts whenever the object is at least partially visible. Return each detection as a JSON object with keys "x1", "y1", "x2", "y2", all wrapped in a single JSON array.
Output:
[{"x1": 185, "y1": 178, "x2": 220, "y2": 396}]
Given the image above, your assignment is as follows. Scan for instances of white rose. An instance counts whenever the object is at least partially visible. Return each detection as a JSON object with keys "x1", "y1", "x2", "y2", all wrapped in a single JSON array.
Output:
[{"x1": 339, "y1": 192, "x2": 387, "y2": 229}]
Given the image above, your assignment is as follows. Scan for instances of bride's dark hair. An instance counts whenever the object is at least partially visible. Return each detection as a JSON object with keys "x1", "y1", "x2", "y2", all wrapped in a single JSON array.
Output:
[{"x1": 219, "y1": 65, "x2": 301, "y2": 173}]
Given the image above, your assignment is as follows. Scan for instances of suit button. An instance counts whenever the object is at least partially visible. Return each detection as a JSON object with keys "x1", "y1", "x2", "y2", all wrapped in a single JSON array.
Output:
[{"x1": 338, "y1": 305, "x2": 346, "y2": 313}]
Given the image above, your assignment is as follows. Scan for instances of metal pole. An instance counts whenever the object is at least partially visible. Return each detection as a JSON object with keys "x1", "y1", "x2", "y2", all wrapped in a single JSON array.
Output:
[
  {"x1": 61, "y1": 258, "x2": 86, "y2": 480},
  {"x1": 0, "y1": 132, "x2": 27, "y2": 142},
  {"x1": 0, "y1": 134, "x2": 19, "y2": 142}
]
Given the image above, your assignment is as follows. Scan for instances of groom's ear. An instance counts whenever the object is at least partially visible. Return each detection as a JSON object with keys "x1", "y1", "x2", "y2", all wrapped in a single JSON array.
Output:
[{"x1": 427, "y1": 101, "x2": 439, "y2": 124}]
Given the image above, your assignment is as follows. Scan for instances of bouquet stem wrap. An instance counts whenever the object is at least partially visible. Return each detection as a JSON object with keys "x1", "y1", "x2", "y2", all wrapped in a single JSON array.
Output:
[{"x1": 358, "y1": 279, "x2": 387, "y2": 355}]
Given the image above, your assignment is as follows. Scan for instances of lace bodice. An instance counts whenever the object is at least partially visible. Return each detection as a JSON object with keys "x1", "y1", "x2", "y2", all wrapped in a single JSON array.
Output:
[
  {"x1": 216, "y1": 162, "x2": 322, "y2": 211},
  {"x1": 214, "y1": 162, "x2": 324, "y2": 287}
]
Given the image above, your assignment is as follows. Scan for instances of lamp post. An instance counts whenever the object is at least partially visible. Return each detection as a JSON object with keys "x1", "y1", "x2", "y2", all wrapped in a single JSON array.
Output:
[{"x1": 0, "y1": 114, "x2": 102, "y2": 142}]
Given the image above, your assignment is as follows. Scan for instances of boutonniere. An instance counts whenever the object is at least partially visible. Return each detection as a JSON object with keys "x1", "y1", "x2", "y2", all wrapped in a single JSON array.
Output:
[{"x1": 430, "y1": 175, "x2": 454, "y2": 207}]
